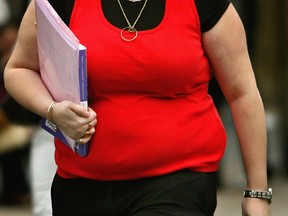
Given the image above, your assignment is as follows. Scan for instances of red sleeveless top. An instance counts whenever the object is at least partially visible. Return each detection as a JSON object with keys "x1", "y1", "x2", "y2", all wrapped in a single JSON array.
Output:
[{"x1": 55, "y1": 0, "x2": 226, "y2": 180}]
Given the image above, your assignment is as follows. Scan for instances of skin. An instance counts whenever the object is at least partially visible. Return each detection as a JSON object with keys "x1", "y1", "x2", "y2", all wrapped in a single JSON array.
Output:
[{"x1": 4, "y1": 1, "x2": 270, "y2": 215}]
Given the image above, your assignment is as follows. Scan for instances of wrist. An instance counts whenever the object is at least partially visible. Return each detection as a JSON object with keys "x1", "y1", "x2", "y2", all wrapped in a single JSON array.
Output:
[{"x1": 46, "y1": 101, "x2": 58, "y2": 131}]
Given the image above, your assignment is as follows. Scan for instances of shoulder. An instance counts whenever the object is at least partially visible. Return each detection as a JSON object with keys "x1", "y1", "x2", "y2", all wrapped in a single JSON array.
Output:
[{"x1": 194, "y1": 0, "x2": 231, "y2": 32}]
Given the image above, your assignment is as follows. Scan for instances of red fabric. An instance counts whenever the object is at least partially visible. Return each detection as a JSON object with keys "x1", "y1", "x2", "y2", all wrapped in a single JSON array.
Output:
[{"x1": 55, "y1": 0, "x2": 226, "y2": 180}]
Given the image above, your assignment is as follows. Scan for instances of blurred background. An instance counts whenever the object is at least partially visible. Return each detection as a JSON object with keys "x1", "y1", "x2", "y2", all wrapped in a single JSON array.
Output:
[{"x1": 0, "y1": 0, "x2": 287, "y2": 215}]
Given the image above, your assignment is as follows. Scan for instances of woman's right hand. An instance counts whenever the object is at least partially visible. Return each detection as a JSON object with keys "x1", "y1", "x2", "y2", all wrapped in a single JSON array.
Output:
[{"x1": 51, "y1": 100, "x2": 97, "y2": 144}]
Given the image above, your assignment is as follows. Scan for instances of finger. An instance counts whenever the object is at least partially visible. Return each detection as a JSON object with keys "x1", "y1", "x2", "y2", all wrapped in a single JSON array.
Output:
[
  {"x1": 88, "y1": 107, "x2": 97, "y2": 118},
  {"x1": 86, "y1": 127, "x2": 95, "y2": 137},
  {"x1": 76, "y1": 133, "x2": 92, "y2": 145},
  {"x1": 87, "y1": 119, "x2": 97, "y2": 129},
  {"x1": 80, "y1": 127, "x2": 95, "y2": 140},
  {"x1": 84, "y1": 130, "x2": 91, "y2": 136},
  {"x1": 70, "y1": 103, "x2": 90, "y2": 117},
  {"x1": 76, "y1": 137, "x2": 85, "y2": 145}
]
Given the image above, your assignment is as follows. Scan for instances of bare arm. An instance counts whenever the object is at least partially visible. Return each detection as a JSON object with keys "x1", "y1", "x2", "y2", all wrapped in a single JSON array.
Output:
[
  {"x1": 4, "y1": 1, "x2": 49, "y2": 116},
  {"x1": 202, "y1": 4, "x2": 270, "y2": 216},
  {"x1": 4, "y1": 0, "x2": 96, "y2": 143}
]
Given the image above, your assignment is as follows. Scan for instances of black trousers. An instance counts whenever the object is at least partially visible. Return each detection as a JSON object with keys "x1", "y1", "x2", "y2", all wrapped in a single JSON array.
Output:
[{"x1": 51, "y1": 170, "x2": 217, "y2": 216}]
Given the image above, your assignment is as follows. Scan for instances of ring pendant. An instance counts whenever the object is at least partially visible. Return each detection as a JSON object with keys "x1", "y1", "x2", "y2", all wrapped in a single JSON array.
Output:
[{"x1": 121, "y1": 27, "x2": 138, "y2": 42}]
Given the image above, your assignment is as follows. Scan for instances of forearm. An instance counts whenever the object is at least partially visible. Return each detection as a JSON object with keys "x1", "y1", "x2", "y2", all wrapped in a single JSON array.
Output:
[
  {"x1": 229, "y1": 90, "x2": 268, "y2": 190},
  {"x1": 4, "y1": 66, "x2": 53, "y2": 119}
]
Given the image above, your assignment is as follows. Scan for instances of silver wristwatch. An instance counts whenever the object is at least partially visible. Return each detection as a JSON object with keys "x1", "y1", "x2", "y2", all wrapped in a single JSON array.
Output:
[{"x1": 243, "y1": 188, "x2": 272, "y2": 204}]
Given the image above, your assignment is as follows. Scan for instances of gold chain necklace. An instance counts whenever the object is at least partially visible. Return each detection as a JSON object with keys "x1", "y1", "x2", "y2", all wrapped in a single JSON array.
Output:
[{"x1": 117, "y1": 0, "x2": 148, "y2": 42}]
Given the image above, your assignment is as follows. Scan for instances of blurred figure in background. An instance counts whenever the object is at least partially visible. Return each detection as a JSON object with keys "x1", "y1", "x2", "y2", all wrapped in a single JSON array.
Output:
[
  {"x1": 0, "y1": 21, "x2": 36, "y2": 205},
  {"x1": 30, "y1": 129, "x2": 56, "y2": 216},
  {"x1": 0, "y1": 0, "x2": 10, "y2": 26},
  {"x1": 1, "y1": 1, "x2": 56, "y2": 214},
  {"x1": 0, "y1": 0, "x2": 43, "y2": 207},
  {"x1": 0, "y1": 20, "x2": 55, "y2": 216},
  {"x1": 0, "y1": 22, "x2": 56, "y2": 215}
]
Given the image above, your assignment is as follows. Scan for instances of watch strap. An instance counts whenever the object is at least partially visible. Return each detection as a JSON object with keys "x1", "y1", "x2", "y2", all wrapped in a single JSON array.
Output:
[{"x1": 243, "y1": 188, "x2": 272, "y2": 204}]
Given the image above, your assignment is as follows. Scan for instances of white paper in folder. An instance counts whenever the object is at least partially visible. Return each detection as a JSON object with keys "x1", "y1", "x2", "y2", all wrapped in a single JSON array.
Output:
[{"x1": 35, "y1": 0, "x2": 89, "y2": 157}]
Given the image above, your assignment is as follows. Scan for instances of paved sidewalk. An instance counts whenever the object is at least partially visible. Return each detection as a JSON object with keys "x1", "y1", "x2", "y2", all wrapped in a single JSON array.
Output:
[{"x1": 0, "y1": 177, "x2": 287, "y2": 216}]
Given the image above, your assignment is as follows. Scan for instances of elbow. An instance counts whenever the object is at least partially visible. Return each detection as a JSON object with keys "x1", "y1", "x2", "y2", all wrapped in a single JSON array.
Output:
[
  {"x1": 225, "y1": 88, "x2": 264, "y2": 109},
  {"x1": 3, "y1": 62, "x2": 16, "y2": 95},
  {"x1": 3, "y1": 64, "x2": 10, "y2": 90}
]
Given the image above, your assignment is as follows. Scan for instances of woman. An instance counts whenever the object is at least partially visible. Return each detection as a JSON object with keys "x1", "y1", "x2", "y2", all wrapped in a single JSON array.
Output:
[{"x1": 4, "y1": 0, "x2": 271, "y2": 215}]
